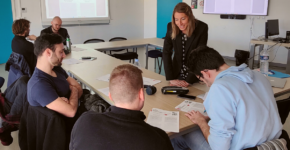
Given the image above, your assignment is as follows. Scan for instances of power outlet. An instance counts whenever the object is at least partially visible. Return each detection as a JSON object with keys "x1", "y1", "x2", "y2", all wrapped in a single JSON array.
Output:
[{"x1": 22, "y1": 8, "x2": 27, "y2": 13}]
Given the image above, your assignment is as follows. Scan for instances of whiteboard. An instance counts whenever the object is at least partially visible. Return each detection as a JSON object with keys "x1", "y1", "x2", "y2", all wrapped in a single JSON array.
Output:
[{"x1": 40, "y1": 0, "x2": 110, "y2": 25}]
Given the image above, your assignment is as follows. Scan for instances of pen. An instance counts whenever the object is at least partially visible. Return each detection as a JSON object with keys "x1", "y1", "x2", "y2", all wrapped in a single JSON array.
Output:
[{"x1": 204, "y1": 109, "x2": 206, "y2": 113}]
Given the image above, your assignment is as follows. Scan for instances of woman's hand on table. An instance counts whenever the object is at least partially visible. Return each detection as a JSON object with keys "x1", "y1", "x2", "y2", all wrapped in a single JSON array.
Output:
[{"x1": 170, "y1": 80, "x2": 189, "y2": 87}]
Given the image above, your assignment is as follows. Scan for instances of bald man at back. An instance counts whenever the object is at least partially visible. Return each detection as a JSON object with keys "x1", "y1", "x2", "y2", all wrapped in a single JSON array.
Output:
[{"x1": 40, "y1": 16, "x2": 69, "y2": 45}]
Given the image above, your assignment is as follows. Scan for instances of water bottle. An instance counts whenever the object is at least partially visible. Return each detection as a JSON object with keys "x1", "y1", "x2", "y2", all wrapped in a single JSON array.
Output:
[
  {"x1": 260, "y1": 49, "x2": 269, "y2": 76},
  {"x1": 133, "y1": 59, "x2": 141, "y2": 68},
  {"x1": 66, "y1": 37, "x2": 71, "y2": 53}
]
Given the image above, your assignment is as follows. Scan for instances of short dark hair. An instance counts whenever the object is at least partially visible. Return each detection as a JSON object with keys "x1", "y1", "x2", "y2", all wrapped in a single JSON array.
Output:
[
  {"x1": 34, "y1": 33, "x2": 64, "y2": 57},
  {"x1": 109, "y1": 64, "x2": 143, "y2": 103},
  {"x1": 12, "y1": 19, "x2": 30, "y2": 35},
  {"x1": 187, "y1": 46, "x2": 225, "y2": 78}
]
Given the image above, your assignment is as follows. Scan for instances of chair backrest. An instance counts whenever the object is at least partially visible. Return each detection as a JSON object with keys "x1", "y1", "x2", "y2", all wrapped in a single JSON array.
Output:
[
  {"x1": 19, "y1": 103, "x2": 68, "y2": 150},
  {"x1": 109, "y1": 37, "x2": 127, "y2": 42},
  {"x1": 0, "y1": 77, "x2": 4, "y2": 89},
  {"x1": 83, "y1": 39, "x2": 105, "y2": 44},
  {"x1": 7, "y1": 65, "x2": 24, "y2": 88}
]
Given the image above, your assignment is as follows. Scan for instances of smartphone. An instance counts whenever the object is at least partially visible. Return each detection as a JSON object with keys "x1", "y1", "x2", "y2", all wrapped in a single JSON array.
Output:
[
  {"x1": 81, "y1": 57, "x2": 91, "y2": 60},
  {"x1": 177, "y1": 94, "x2": 196, "y2": 100}
]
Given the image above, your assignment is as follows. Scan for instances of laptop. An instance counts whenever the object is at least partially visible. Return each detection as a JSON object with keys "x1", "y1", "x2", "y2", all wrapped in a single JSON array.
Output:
[{"x1": 266, "y1": 76, "x2": 287, "y2": 88}]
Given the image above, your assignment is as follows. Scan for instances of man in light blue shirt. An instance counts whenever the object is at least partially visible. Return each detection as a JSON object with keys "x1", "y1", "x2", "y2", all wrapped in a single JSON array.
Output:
[{"x1": 171, "y1": 46, "x2": 282, "y2": 150}]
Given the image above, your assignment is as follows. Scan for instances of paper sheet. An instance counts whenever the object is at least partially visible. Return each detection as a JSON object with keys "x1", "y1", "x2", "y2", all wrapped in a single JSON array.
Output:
[
  {"x1": 97, "y1": 74, "x2": 161, "y2": 85},
  {"x1": 97, "y1": 74, "x2": 111, "y2": 82},
  {"x1": 147, "y1": 108, "x2": 179, "y2": 133},
  {"x1": 142, "y1": 77, "x2": 161, "y2": 86},
  {"x1": 62, "y1": 58, "x2": 83, "y2": 65},
  {"x1": 197, "y1": 92, "x2": 208, "y2": 101},
  {"x1": 97, "y1": 87, "x2": 110, "y2": 97},
  {"x1": 175, "y1": 100, "x2": 208, "y2": 116},
  {"x1": 71, "y1": 46, "x2": 86, "y2": 52}
]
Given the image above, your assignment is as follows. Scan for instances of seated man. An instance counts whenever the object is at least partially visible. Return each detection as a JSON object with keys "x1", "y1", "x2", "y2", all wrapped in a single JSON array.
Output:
[
  {"x1": 70, "y1": 64, "x2": 173, "y2": 150},
  {"x1": 27, "y1": 33, "x2": 82, "y2": 118},
  {"x1": 40, "y1": 16, "x2": 69, "y2": 46},
  {"x1": 171, "y1": 46, "x2": 282, "y2": 150},
  {"x1": 11, "y1": 19, "x2": 37, "y2": 72}
]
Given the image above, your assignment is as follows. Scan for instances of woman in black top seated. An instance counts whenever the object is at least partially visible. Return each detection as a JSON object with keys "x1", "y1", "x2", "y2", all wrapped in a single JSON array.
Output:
[
  {"x1": 11, "y1": 19, "x2": 37, "y2": 73},
  {"x1": 162, "y1": 2, "x2": 208, "y2": 87}
]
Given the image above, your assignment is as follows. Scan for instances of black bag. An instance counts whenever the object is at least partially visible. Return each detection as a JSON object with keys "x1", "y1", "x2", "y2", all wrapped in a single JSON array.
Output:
[
  {"x1": 84, "y1": 94, "x2": 110, "y2": 113},
  {"x1": 235, "y1": 50, "x2": 250, "y2": 66}
]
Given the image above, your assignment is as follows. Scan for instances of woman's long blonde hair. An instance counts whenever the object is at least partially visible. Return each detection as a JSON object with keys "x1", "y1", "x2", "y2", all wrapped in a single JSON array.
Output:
[{"x1": 171, "y1": 2, "x2": 196, "y2": 39}]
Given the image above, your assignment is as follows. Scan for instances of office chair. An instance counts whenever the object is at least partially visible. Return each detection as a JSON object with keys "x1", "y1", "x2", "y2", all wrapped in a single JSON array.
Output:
[
  {"x1": 146, "y1": 37, "x2": 165, "y2": 74},
  {"x1": 0, "y1": 77, "x2": 4, "y2": 93},
  {"x1": 109, "y1": 37, "x2": 138, "y2": 63},
  {"x1": 109, "y1": 37, "x2": 128, "y2": 54},
  {"x1": 83, "y1": 38, "x2": 106, "y2": 53}
]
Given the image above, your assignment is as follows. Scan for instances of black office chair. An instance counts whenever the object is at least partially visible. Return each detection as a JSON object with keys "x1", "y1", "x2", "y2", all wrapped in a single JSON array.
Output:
[
  {"x1": 146, "y1": 37, "x2": 165, "y2": 74},
  {"x1": 109, "y1": 37, "x2": 138, "y2": 63},
  {"x1": 0, "y1": 77, "x2": 4, "y2": 93},
  {"x1": 83, "y1": 38, "x2": 105, "y2": 44},
  {"x1": 109, "y1": 37, "x2": 128, "y2": 54},
  {"x1": 83, "y1": 38, "x2": 106, "y2": 53},
  {"x1": 147, "y1": 49, "x2": 163, "y2": 74}
]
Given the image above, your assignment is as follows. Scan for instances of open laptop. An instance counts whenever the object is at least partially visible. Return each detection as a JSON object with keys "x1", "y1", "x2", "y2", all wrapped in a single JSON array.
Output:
[{"x1": 266, "y1": 76, "x2": 287, "y2": 88}]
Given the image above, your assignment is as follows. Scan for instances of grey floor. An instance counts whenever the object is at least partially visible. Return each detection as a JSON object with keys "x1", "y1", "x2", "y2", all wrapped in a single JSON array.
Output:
[{"x1": 0, "y1": 55, "x2": 289, "y2": 149}]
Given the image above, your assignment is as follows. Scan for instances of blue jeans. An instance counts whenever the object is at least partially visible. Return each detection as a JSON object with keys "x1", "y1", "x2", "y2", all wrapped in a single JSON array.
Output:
[{"x1": 171, "y1": 128, "x2": 211, "y2": 150}]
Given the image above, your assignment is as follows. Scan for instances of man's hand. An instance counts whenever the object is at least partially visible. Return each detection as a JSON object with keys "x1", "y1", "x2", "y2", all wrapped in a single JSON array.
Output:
[
  {"x1": 185, "y1": 110, "x2": 209, "y2": 125},
  {"x1": 27, "y1": 35, "x2": 37, "y2": 41},
  {"x1": 170, "y1": 80, "x2": 189, "y2": 87},
  {"x1": 186, "y1": 110, "x2": 211, "y2": 142}
]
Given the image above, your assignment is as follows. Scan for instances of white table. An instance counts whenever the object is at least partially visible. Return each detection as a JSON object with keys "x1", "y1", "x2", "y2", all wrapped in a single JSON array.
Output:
[
  {"x1": 75, "y1": 38, "x2": 164, "y2": 69},
  {"x1": 249, "y1": 39, "x2": 290, "y2": 73}
]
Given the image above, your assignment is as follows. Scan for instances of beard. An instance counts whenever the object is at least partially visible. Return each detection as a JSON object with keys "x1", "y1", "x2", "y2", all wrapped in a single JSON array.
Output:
[
  {"x1": 52, "y1": 26, "x2": 59, "y2": 33},
  {"x1": 50, "y1": 53, "x2": 62, "y2": 66}
]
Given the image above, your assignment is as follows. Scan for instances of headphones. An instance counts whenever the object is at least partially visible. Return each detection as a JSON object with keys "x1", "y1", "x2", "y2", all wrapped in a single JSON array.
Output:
[{"x1": 144, "y1": 85, "x2": 157, "y2": 95}]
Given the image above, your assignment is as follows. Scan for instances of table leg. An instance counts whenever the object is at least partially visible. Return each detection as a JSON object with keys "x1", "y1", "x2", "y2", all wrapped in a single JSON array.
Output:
[
  {"x1": 146, "y1": 44, "x2": 148, "y2": 69},
  {"x1": 249, "y1": 45, "x2": 256, "y2": 69},
  {"x1": 286, "y1": 48, "x2": 290, "y2": 74}
]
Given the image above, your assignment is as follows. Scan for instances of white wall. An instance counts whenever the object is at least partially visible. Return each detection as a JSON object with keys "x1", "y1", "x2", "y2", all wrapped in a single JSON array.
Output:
[
  {"x1": 183, "y1": 0, "x2": 290, "y2": 64},
  {"x1": 144, "y1": 0, "x2": 157, "y2": 38},
  {"x1": 12, "y1": 0, "x2": 144, "y2": 44}
]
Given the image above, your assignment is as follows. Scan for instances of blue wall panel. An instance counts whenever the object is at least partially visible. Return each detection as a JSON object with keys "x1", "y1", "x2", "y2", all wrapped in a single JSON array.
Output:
[
  {"x1": 157, "y1": 0, "x2": 181, "y2": 75},
  {"x1": 0, "y1": 1, "x2": 13, "y2": 64},
  {"x1": 157, "y1": 0, "x2": 181, "y2": 38}
]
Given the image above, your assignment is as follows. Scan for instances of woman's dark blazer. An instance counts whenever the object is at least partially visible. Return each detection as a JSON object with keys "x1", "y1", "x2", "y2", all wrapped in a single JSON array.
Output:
[{"x1": 162, "y1": 20, "x2": 208, "y2": 84}]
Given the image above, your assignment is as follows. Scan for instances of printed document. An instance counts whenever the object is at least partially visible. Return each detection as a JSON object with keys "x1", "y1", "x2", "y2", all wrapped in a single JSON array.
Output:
[
  {"x1": 147, "y1": 108, "x2": 179, "y2": 133},
  {"x1": 175, "y1": 100, "x2": 208, "y2": 116}
]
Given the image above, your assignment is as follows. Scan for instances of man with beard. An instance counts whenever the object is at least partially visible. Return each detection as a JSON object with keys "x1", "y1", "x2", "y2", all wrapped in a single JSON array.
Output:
[
  {"x1": 27, "y1": 33, "x2": 82, "y2": 118},
  {"x1": 40, "y1": 16, "x2": 70, "y2": 45},
  {"x1": 11, "y1": 19, "x2": 37, "y2": 72}
]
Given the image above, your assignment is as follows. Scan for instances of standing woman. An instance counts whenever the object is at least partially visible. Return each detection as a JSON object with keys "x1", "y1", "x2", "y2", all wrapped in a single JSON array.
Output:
[{"x1": 163, "y1": 2, "x2": 208, "y2": 87}]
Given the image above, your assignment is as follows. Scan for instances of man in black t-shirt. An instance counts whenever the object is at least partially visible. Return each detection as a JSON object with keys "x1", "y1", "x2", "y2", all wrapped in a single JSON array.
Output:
[
  {"x1": 70, "y1": 64, "x2": 174, "y2": 150},
  {"x1": 27, "y1": 33, "x2": 82, "y2": 118},
  {"x1": 40, "y1": 16, "x2": 70, "y2": 45}
]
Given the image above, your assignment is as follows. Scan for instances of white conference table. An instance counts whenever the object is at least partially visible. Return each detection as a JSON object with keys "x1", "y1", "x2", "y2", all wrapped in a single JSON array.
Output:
[
  {"x1": 62, "y1": 43, "x2": 205, "y2": 138},
  {"x1": 62, "y1": 38, "x2": 290, "y2": 137},
  {"x1": 79, "y1": 38, "x2": 164, "y2": 69}
]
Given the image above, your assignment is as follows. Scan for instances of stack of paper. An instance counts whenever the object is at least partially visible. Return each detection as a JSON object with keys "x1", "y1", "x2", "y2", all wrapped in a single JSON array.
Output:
[
  {"x1": 175, "y1": 100, "x2": 208, "y2": 116},
  {"x1": 146, "y1": 108, "x2": 179, "y2": 133},
  {"x1": 97, "y1": 74, "x2": 161, "y2": 86}
]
